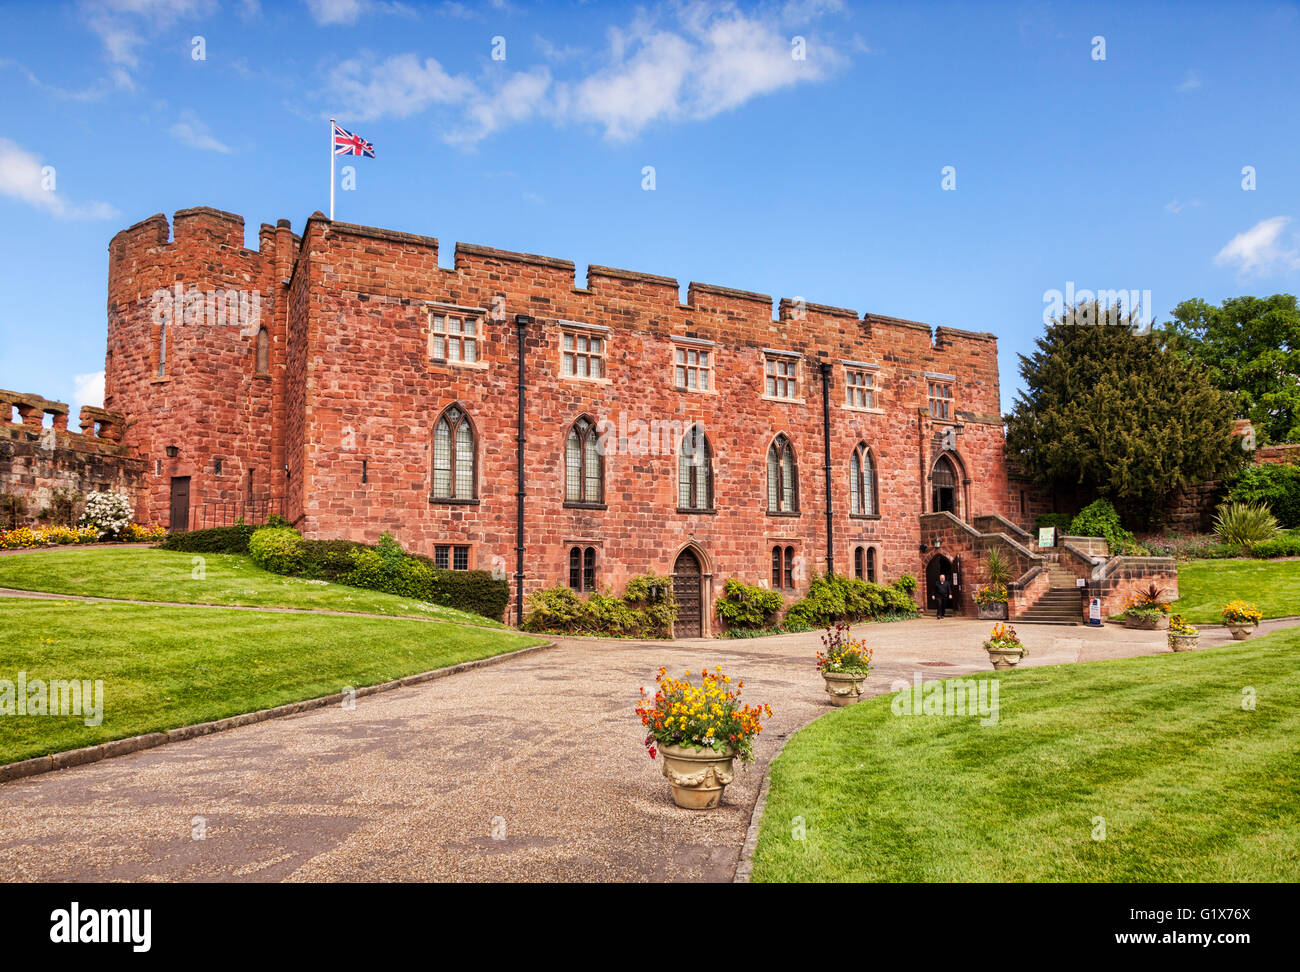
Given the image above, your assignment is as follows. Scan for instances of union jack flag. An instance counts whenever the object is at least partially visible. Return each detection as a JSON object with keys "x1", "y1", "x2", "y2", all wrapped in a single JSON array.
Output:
[{"x1": 332, "y1": 123, "x2": 375, "y2": 158}]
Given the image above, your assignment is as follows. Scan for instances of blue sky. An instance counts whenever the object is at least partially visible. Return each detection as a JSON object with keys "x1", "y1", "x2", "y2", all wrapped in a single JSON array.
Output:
[{"x1": 1, "y1": 0, "x2": 1298, "y2": 428}]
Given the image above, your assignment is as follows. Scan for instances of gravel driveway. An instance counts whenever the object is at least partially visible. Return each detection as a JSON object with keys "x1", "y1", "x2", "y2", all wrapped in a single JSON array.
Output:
[{"x1": 0, "y1": 617, "x2": 1274, "y2": 882}]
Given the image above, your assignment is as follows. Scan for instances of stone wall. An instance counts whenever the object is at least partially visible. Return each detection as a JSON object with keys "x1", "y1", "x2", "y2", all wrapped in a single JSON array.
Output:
[
  {"x1": 0, "y1": 391, "x2": 143, "y2": 526},
  {"x1": 1088, "y1": 557, "x2": 1180, "y2": 618}
]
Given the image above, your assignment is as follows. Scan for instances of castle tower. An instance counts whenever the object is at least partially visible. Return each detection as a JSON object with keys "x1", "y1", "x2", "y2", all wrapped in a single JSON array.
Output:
[{"x1": 105, "y1": 207, "x2": 293, "y2": 528}]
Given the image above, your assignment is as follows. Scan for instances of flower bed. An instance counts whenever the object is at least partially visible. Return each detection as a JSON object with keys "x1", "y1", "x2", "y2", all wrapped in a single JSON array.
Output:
[{"x1": 0, "y1": 524, "x2": 164, "y2": 549}]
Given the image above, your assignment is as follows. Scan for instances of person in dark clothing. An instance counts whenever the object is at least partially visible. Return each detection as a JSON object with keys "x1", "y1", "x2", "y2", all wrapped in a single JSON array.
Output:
[{"x1": 935, "y1": 573, "x2": 953, "y2": 620}]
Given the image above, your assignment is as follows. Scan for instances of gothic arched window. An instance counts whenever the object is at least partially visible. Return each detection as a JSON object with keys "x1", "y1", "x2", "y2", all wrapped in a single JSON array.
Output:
[
  {"x1": 767, "y1": 434, "x2": 797, "y2": 513},
  {"x1": 678, "y1": 425, "x2": 713, "y2": 511},
  {"x1": 432, "y1": 404, "x2": 476, "y2": 500},
  {"x1": 565, "y1": 416, "x2": 603, "y2": 505},
  {"x1": 850, "y1": 443, "x2": 877, "y2": 516}
]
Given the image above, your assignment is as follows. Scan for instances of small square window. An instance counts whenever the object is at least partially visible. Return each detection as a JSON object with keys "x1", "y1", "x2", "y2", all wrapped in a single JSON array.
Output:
[
  {"x1": 429, "y1": 312, "x2": 481, "y2": 364},
  {"x1": 562, "y1": 329, "x2": 605, "y2": 379},
  {"x1": 674, "y1": 345, "x2": 712, "y2": 391},
  {"x1": 453, "y1": 546, "x2": 469, "y2": 571},
  {"x1": 765, "y1": 357, "x2": 798, "y2": 399},
  {"x1": 845, "y1": 369, "x2": 875, "y2": 409},
  {"x1": 928, "y1": 381, "x2": 954, "y2": 420},
  {"x1": 434, "y1": 545, "x2": 450, "y2": 569}
]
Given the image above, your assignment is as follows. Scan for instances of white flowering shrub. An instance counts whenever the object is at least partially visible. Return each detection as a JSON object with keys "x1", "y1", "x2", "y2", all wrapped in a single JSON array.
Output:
[{"x1": 79, "y1": 490, "x2": 134, "y2": 539}]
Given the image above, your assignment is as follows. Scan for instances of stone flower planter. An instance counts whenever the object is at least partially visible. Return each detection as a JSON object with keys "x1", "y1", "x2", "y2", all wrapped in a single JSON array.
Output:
[
  {"x1": 659, "y1": 743, "x2": 735, "y2": 810},
  {"x1": 1124, "y1": 613, "x2": 1169, "y2": 630},
  {"x1": 822, "y1": 670, "x2": 866, "y2": 706},
  {"x1": 1168, "y1": 632, "x2": 1199, "y2": 652},
  {"x1": 985, "y1": 646, "x2": 1024, "y2": 670},
  {"x1": 1226, "y1": 623, "x2": 1257, "y2": 641},
  {"x1": 976, "y1": 602, "x2": 1009, "y2": 621}
]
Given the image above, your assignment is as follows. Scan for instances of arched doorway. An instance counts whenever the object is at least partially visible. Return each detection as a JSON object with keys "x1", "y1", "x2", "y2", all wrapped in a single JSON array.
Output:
[
  {"x1": 931, "y1": 455, "x2": 958, "y2": 514},
  {"x1": 673, "y1": 548, "x2": 703, "y2": 638},
  {"x1": 925, "y1": 554, "x2": 958, "y2": 616}
]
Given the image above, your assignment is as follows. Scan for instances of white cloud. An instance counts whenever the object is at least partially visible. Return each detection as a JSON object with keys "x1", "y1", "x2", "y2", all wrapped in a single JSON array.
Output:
[
  {"x1": 331, "y1": 2, "x2": 848, "y2": 145},
  {"x1": 331, "y1": 53, "x2": 474, "y2": 120},
  {"x1": 1164, "y1": 198, "x2": 1201, "y2": 215},
  {"x1": 1176, "y1": 70, "x2": 1202, "y2": 93},
  {"x1": 78, "y1": 0, "x2": 216, "y2": 88},
  {"x1": 306, "y1": 0, "x2": 364, "y2": 24},
  {"x1": 1214, "y1": 216, "x2": 1300, "y2": 278},
  {"x1": 72, "y1": 372, "x2": 106, "y2": 432},
  {"x1": 168, "y1": 110, "x2": 233, "y2": 153},
  {"x1": 0, "y1": 138, "x2": 118, "y2": 220},
  {"x1": 449, "y1": 67, "x2": 553, "y2": 144},
  {"x1": 305, "y1": 0, "x2": 412, "y2": 26}
]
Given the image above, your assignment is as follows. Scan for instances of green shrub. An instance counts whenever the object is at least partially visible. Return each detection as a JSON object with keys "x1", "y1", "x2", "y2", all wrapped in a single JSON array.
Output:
[
  {"x1": 785, "y1": 574, "x2": 918, "y2": 628},
  {"x1": 892, "y1": 574, "x2": 918, "y2": 595},
  {"x1": 299, "y1": 538, "x2": 369, "y2": 581},
  {"x1": 1034, "y1": 513, "x2": 1073, "y2": 531},
  {"x1": 1226, "y1": 462, "x2": 1300, "y2": 528},
  {"x1": 1213, "y1": 502, "x2": 1279, "y2": 548},
  {"x1": 247, "y1": 527, "x2": 306, "y2": 575},
  {"x1": 521, "y1": 574, "x2": 675, "y2": 637},
  {"x1": 521, "y1": 587, "x2": 585, "y2": 633},
  {"x1": 428, "y1": 568, "x2": 510, "y2": 623},
  {"x1": 622, "y1": 572, "x2": 677, "y2": 638},
  {"x1": 342, "y1": 538, "x2": 434, "y2": 600},
  {"x1": 1069, "y1": 499, "x2": 1140, "y2": 553},
  {"x1": 715, "y1": 577, "x2": 784, "y2": 630},
  {"x1": 159, "y1": 524, "x2": 255, "y2": 554},
  {"x1": 1249, "y1": 534, "x2": 1300, "y2": 559},
  {"x1": 582, "y1": 591, "x2": 640, "y2": 636}
]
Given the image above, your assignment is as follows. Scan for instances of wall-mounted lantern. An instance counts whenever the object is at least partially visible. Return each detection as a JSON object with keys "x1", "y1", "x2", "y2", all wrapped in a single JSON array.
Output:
[{"x1": 164, "y1": 445, "x2": 178, "y2": 458}]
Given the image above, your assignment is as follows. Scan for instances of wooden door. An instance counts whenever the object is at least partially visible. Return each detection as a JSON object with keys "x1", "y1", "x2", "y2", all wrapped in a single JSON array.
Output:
[
  {"x1": 673, "y1": 549, "x2": 703, "y2": 638},
  {"x1": 169, "y1": 477, "x2": 191, "y2": 533}
]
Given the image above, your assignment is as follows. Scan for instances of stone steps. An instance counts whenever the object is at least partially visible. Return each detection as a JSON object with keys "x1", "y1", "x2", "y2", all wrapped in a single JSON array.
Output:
[{"x1": 1015, "y1": 586, "x2": 1082, "y2": 624}]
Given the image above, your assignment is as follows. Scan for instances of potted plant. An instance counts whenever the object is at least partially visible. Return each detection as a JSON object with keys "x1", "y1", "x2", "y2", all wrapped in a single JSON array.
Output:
[
  {"x1": 636, "y1": 666, "x2": 772, "y2": 810},
  {"x1": 1221, "y1": 600, "x2": 1262, "y2": 640},
  {"x1": 1167, "y1": 614, "x2": 1199, "y2": 652},
  {"x1": 1119, "y1": 584, "x2": 1171, "y2": 629},
  {"x1": 983, "y1": 622, "x2": 1026, "y2": 669},
  {"x1": 816, "y1": 623, "x2": 873, "y2": 706},
  {"x1": 974, "y1": 583, "x2": 1010, "y2": 620}
]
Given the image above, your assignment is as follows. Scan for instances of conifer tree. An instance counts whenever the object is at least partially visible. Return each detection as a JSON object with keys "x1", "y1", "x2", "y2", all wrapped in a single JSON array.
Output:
[{"x1": 1006, "y1": 302, "x2": 1239, "y2": 526}]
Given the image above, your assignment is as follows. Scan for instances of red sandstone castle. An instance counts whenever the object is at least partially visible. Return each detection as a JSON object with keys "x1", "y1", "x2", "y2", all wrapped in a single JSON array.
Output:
[{"x1": 103, "y1": 205, "x2": 1056, "y2": 632}]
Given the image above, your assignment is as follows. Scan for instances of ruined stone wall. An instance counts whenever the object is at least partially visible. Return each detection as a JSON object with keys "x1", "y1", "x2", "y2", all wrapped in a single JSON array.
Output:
[{"x1": 0, "y1": 392, "x2": 143, "y2": 525}]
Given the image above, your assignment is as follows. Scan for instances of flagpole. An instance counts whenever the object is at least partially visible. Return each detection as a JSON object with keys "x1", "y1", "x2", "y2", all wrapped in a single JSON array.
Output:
[{"x1": 329, "y1": 116, "x2": 335, "y2": 221}]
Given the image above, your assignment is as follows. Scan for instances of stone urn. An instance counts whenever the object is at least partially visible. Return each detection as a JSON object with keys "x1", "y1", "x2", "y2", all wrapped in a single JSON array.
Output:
[
  {"x1": 659, "y1": 743, "x2": 735, "y2": 810},
  {"x1": 822, "y1": 670, "x2": 866, "y2": 706},
  {"x1": 1227, "y1": 624, "x2": 1256, "y2": 641},
  {"x1": 1124, "y1": 613, "x2": 1169, "y2": 630},
  {"x1": 985, "y1": 646, "x2": 1024, "y2": 670},
  {"x1": 976, "y1": 602, "x2": 1009, "y2": 621},
  {"x1": 1168, "y1": 631, "x2": 1200, "y2": 652}
]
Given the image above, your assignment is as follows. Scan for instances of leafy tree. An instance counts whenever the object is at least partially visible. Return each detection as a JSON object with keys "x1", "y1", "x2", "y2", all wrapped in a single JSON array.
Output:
[
  {"x1": 1160, "y1": 295, "x2": 1300, "y2": 445},
  {"x1": 1006, "y1": 303, "x2": 1239, "y2": 526}
]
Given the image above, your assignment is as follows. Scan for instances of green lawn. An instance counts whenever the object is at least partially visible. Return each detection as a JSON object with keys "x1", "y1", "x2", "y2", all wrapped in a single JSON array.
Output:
[
  {"x1": 0, "y1": 547, "x2": 501, "y2": 626},
  {"x1": 0, "y1": 600, "x2": 544, "y2": 765},
  {"x1": 1174, "y1": 558, "x2": 1300, "y2": 623},
  {"x1": 751, "y1": 632, "x2": 1300, "y2": 882}
]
